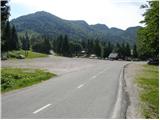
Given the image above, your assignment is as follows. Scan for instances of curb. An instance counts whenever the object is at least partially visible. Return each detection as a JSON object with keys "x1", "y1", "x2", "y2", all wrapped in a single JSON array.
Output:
[{"x1": 111, "y1": 63, "x2": 130, "y2": 119}]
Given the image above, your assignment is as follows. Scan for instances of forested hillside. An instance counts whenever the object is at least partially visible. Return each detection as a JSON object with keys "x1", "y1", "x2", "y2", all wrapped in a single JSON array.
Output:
[{"x1": 11, "y1": 11, "x2": 141, "y2": 45}]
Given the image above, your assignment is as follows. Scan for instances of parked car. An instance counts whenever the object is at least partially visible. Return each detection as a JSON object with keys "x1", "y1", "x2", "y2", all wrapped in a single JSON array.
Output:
[
  {"x1": 108, "y1": 53, "x2": 118, "y2": 60},
  {"x1": 1, "y1": 52, "x2": 8, "y2": 60},
  {"x1": 125, "y1": 57, "x2": 132, "y2": 61},
  {"x1": 89, "y1": 54, "x2": 97, "y2": 59},
  {"x1": 147, "y1": 58, "x2": 159, "y2": 65},
  {"x1": 132, "y1": 58, "x2": 140, "y2": 61}
]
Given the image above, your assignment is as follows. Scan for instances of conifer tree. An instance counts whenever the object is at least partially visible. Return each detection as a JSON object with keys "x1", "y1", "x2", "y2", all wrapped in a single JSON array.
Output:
[
  {"x1": 63, "y1": 35, "x2": 70, "y2": 56},
  {"x1": 133, "y1": 44, "x2": 138, "y2": 58},
  {"x1": 22, "y1": 32, "x2": 30, "y2": 56},
  {"x1": 125, "y1": 43, "x2": 131, "y2": 57},
  {"x1": 11, "y1": 25, "x2": 19, "y2": 50}
]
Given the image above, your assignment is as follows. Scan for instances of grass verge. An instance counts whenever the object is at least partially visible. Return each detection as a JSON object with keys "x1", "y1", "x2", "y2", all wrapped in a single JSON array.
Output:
[
  {"x1": 1, "y1": 67, "x2": 56, "y2": 93},
  {"x1": 8, "y1": 50, "x2": 48, "y2": 59},
  {"x1": 136, "y1": 64, "x2": 159, "y2": 118}
]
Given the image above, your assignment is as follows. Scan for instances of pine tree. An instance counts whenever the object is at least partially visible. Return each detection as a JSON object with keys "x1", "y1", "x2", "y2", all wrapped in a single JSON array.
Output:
[
  {"x1": 94, "y1": 39, "x2": 101, "y2": 57},
  {"x1": 100, "y1": 42, "x2": 104, "y2": 59},
  {"x1": 106, "y1": 41, "x2": 113, "y2": 57},
  {"x1": 1, "y1": 0, "x2": 10, "y2": 56},
  {"x1": 63, "y1": 35, "x2": 70, "y2": 56},
  {"x1": 11, "y1": 25, "x2": 19, "y2": 50},
  {"x1": 121, "y1": 42, "x2": 125, "y2": 59},
  {"x1": 115, "y1": 43, "x2": 121, "y2": 53},
  {"x1": 56, "y1": 35, "x2": 63, "y2": 55},
  {"x1": 1, "y1": 22, "x2": 8, "y2": 52},
  {"x1": 125, "y1": 43, "x2": 131, "y2": 57},
  {"x1": 1, "y1": 0, "x2": 10, "y2": 21},
  {"x1": 2, "y1": 21, "x2": 11, "y2": 52},
  {"x1": 43, "y1": 36, "x2": 51, "y2": 54},
  {"x1": 81, "y1": 40, "x2": 86, "y2": 50},
  {"x1": 87, "y1": 39, "x2": 94, "y2": 56},
  {"x1": 133, "y1": 44, "x2": 138, "y2": 58},
  {"x1": 22, "y1": 32, "x2": 30, "y2": 56}
]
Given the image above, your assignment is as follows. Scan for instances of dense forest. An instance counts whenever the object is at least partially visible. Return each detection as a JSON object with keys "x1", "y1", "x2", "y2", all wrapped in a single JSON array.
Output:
[
  {"x1": 2, "y1": 21, "x2": 135, "y2": 58},
  {"x1": 2, "y1": 21, "x2": 136, "y2": 59}
]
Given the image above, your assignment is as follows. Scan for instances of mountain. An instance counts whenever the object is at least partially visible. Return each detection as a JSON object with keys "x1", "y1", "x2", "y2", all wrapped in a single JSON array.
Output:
[{"x1": 11, "y1": 11, "x2": 141, "y2": 45}]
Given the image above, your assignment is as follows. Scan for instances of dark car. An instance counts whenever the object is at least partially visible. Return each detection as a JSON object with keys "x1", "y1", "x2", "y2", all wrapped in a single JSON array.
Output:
[
  {"x1": 1, "y1": 52, "x2": 8, "y2": 60},
  {"x1": 147, "y1": 58, "x2": 159, "y2": 65}
]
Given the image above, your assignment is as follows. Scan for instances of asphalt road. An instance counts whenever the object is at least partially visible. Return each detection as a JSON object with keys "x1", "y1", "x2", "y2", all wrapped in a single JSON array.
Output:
[{"x1": 2, "y1": 59, "x2": 128, "y2": 118}]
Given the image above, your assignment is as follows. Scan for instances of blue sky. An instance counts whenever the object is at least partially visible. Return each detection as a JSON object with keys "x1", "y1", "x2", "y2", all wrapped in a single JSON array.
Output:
[{"x1": 10, "y1": 0, "x2": 148, "y2": 30}]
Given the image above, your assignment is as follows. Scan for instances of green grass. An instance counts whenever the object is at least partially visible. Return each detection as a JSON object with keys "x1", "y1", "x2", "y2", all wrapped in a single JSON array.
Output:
[
  {"x1": 136, "y1": 64, "x2": 159, "y2": 119},
  {"x1": 1, "y1": 68, "x2": 56, "y2": 93},
  {"x1": 26, "y1": 51, "x2": 48, "y2": 58},
  {"x1": 8, "y1": 50, "x2": 48, "y2": 59}
]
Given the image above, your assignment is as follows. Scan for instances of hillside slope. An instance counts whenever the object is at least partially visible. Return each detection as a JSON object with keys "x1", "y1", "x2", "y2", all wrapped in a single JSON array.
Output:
[{"x1": 11, "y1": 11, "x2": 141, "y2": 45}]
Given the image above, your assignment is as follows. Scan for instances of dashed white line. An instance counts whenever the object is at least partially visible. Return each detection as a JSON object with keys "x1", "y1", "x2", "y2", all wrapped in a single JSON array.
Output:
[
  {"x1": 33, "y1": 104, "x2": 52, "y2": 114},
  {"x1": 77, "y1": 84, "x2": 84, "y2": 88},
  {"x1": 98, "y1": 69, "x2": 106, "y2": 75},
  {"x1": 91, "y1": 75, "x2": 97, "y2": 79},
  {"x1": 77, "y1": 69, "x2": 107, "y2": 89}
]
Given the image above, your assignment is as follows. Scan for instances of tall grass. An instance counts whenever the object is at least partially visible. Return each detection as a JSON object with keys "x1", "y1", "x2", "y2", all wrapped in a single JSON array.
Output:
[
  {"x1": 1, "y1": 68, "x2": 55, "y2": 93},
  {"x1": 136, "y1": 65, "x2": 159, "y2": 118}
]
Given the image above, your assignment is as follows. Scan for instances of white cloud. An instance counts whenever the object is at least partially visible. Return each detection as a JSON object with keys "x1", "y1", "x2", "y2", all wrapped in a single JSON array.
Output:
[{"x1": 10, "y1": 0, "x2": 147, "y2": 29}]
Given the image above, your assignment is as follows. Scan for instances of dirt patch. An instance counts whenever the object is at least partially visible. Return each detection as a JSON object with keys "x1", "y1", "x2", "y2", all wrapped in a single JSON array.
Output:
[{"x1": 124, "y1": 62, "x2": 145, "y2": 119}]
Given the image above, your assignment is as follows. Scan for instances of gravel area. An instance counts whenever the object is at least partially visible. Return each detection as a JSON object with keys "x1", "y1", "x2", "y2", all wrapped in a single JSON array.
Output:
[
  {"x1": 124, "y1": 62, "x2": 145, "y2": 119},
  {"x1": 1, "y1": 56, "x2": 107, "y2": 75}
]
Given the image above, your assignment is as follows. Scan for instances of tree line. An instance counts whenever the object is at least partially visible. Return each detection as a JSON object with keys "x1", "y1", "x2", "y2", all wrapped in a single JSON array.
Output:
[
  {"x1": 21, "y1": 32, "x2": 138, "y2": 59},
  {"x1": 2, "y1": 21, "x2": 20, "y2": 52},
  {"x1": 1, "y1": 20, "x2": 138, "y2": 59},
  {"x1": 1, "y1": 21, "x2": 31, "y2": 56}
]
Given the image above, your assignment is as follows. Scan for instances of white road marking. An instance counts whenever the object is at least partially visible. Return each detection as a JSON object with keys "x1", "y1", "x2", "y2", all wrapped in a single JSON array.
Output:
[
  {"x1": 98, "y1": 69, "x2": 106, "y2": 75},
  {"x1": 77, "y1": 84, "x2": 84, "y2": 88},
  {"x1": 33, "y1": 104, "x2": 52, "y2": 114},
  {"x1": 77, "y1": 68, "x2": 108, "y2": 89},
  {"x1": 91, "y1": 75, "x2": 97, "y2": 79}
]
